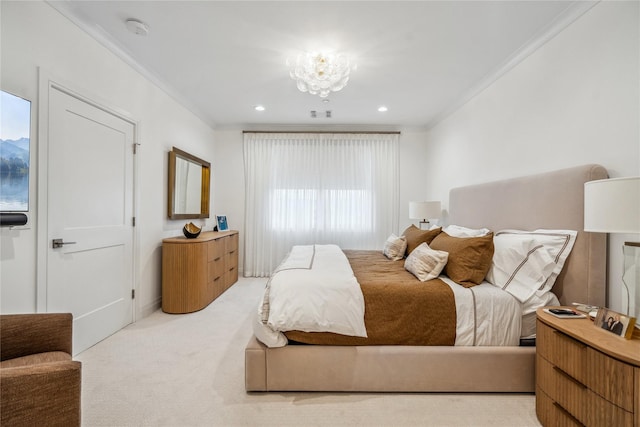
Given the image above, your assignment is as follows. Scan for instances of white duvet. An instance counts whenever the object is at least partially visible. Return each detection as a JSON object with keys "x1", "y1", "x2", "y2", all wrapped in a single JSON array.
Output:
[
  {"x1": 256, "y1": 245, "x2": 367, "y2": 347},
  {"x1": 254, "y1": 246, "x2": 521, "y2": 348}
]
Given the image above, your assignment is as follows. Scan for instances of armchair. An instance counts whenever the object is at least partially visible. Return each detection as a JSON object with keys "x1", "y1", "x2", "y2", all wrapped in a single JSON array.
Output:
[{"x1": 1, "y1": 313, "x2": 81, "y2": 427}]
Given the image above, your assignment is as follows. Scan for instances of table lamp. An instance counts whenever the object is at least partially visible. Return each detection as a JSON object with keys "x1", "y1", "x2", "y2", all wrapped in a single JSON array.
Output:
[
  {"x1": 584, "y1": 176, "x2": 640, "y2": 316},
  {"x1": 409, "y1": 201, "x2": 441, "y2": 230}
]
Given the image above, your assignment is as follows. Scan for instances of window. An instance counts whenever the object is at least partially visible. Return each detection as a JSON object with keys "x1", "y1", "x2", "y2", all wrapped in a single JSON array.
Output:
[
  {"x1": 0, "y1": 90, "x2": 31, "y2": 226},
  {"x1": 270, "y1": 188, "x2": 373, "y2": 232},
  {"x1": 244, "y1": 132, "x2": 399, "y2": 276}
]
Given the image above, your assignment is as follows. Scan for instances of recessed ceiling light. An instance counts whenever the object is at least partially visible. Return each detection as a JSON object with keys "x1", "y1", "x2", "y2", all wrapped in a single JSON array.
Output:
[
  {"x1": 378, "y1": 106, "x2": 388, "y2": 112},
  {"x1": 125, "y1": 19, "x2": 149, "y2": 36},
  {"x1": 254, "y1": 105, "x2": 265, "y2": 112}
]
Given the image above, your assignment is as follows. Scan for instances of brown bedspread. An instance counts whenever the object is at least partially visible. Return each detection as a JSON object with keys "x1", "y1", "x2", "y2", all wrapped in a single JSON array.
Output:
[{"x1": 284, "y1": 250, "x2": 456, "y2": 345}]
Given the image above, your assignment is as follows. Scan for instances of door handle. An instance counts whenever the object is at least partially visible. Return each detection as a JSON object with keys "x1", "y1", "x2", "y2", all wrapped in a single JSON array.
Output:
[{"x1": 52, "y1": 238, "x2": 77, "y2": 249}]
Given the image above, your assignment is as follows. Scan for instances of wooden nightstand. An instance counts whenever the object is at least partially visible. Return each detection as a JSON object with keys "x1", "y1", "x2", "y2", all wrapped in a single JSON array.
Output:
[{"x1": 536, "y1": 307, "x2": 640, "y2": 426}]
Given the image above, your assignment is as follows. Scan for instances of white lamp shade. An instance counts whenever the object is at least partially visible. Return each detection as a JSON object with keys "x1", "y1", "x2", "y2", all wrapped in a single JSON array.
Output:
[
  {"x1": 584, "y1": 177, "x2": 640, "y2": 233},
  {"x1": 409, "y1": 201, "x2": 441, "y2": 220}
]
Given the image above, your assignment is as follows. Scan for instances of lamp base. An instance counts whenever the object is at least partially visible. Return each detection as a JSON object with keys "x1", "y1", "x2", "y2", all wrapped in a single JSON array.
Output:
[{"x1": 418, "y1": 220, "x2": 430, "y2": 230}]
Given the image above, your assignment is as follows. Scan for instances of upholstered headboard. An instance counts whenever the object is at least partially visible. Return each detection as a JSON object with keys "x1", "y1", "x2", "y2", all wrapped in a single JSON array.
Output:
[{"x1": 448, "y1": 164, "x2": 608, "y2": 307}]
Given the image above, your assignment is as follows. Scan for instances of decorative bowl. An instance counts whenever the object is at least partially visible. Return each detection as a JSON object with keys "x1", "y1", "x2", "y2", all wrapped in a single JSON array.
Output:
[{"x1": 183, "y1": 222, "x2": 202, "y2": 239}]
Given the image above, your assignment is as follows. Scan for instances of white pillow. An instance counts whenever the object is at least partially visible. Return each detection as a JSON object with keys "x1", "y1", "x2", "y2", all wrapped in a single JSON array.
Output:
[
  {"x1": 522, "y1": 289, "x2": 560, "y2": 317},
  {"x1": 383, "y1": 234, "x2": 407, "y2": 261},
  {"x1": 404, "y1": 243, "x2": 448, "y2": 282},
  {"x1": 443, "y1": 224, "x2": 491, "y2": 238},
  {"x1": 486, "y1": 236, "x2": 556, "y2": 303},
  {"x1": 495, "y1": 229, "x2": 577, "y2": 293}
]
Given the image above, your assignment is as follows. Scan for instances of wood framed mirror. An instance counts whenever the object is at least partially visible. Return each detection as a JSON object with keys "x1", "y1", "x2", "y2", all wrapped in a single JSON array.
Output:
[{"x1": 168, "y1": 147, "x2": 210, "y2": 219}]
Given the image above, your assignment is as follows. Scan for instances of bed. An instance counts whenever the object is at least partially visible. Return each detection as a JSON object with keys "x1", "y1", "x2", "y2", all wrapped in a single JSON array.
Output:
[{"x1": 245, "y1": 164, "x2": 608, "y2": 392}]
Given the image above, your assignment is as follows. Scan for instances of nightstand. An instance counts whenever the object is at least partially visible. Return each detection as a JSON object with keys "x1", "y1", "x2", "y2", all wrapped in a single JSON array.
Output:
[{"x1": 536, "y1": 307, "x2": 640, "y2": 426}]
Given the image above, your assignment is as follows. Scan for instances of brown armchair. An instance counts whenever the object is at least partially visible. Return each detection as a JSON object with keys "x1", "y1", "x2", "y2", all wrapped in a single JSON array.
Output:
[{"x1": 1, "y1": 313, "x2": 81, "y2": 427}]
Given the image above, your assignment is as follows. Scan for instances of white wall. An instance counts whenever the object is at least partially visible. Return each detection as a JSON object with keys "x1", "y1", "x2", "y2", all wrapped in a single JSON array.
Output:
[
  {"x1": 424, "y1": 2, "x2": 640, "y2": 313},
  {"x1": 212, "y1": 128, "x2": 429, "y2": 273},
  {"x1": 1, "y1": 1, "x2": 217, "y2": 317}
]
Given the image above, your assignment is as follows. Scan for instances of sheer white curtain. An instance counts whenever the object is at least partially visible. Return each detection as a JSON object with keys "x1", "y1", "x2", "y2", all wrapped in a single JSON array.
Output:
[{"x1": 243, "y1": 132, "x2": 399, "y2": 276}]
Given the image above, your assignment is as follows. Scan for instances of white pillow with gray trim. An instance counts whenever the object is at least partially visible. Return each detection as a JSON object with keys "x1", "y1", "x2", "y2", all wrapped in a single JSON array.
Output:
[
  {"x1": 491, "y1": 229, "x2": 577, "y2": 294},
  {"x1": 382, "y1": 234, "x2": 407, "y2": 261},
  {"x1": 404, "y1": 242, "x2": 449, "y2": 281},
  {"x1": 486, "y1": 236, "x2": 555, "y2": 303}
]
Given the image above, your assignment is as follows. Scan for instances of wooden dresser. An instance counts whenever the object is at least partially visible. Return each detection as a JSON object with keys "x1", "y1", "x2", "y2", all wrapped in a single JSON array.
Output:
[
  {"x1": 162, "y1": 230, "x2": 239, "y2": 314},
  {"x1": 536, "y1": 307, "x2": 640, "y2": 426}
]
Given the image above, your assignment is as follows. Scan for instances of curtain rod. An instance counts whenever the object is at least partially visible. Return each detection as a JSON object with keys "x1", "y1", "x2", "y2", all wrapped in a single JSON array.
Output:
[{"x1": 242, "y1": 130, "x2": 401, "y2": 135}]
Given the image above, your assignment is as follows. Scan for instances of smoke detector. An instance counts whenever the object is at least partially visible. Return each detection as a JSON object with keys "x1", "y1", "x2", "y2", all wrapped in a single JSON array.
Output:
[{"x1": 125, "y1": 19, "x2": 149, "y2": 36}]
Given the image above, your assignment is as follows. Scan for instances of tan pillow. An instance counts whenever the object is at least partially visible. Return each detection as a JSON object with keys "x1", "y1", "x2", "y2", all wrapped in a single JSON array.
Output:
[
  {"x1": 402, "y1": 225, "x2": 442, "y2": 256},
  {"x1": 382, "y1": 234, "x2": 407, "y2": 261},
  {"x1": 404, "y1": 243, "x2": 449, "y2": 281},
  {"x1": 430, "y1": 231, "x2": 494, "y2": 287}
]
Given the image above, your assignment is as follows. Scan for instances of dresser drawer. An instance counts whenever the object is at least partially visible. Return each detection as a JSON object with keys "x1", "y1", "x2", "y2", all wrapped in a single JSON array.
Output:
[
  {"x1": 225, "y1": 266, "x2": 238, "y2": 289},
  {"x1": 537, "y1": 320, "x2": 588, "y2": 384},
  {"x1": 586, "y1": 347, "x2": 634, "y2": 411},
  {"x1": 225, "y1": 233, "x2": 239, "y2": 253},
  {"x1": 536, "y1": 386, "x2": 583, "y2": 427},
  {"x1": 537, "y1": 356, "x2": 588, "y2": 425},
  {"x1": 208, "y1": 239, "x2": 224, "y2": 262},
  {"x1": 208, "y1": 257, "x2": 225, "y2": 282}
]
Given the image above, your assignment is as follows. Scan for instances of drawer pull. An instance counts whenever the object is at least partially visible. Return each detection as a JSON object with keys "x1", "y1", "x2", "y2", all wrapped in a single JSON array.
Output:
[
  {"x1": 552, "y1": 402, "x2": 584, "y2": 426},
  {"x1": 552, "y1": 366, "x2": 586, "y2": 389},
  {"x1": 552, "y1": 330, "x2": 586, "y2": 349},
  {"x1": 214, "y1": 257, "x2": 221, "y2": 261},
  {"x1": 229, "y1": 267, "x2": 236, "y2": 271},
  {"x1": 213, "y1": 277, "x2": 221, "y2": 282}
]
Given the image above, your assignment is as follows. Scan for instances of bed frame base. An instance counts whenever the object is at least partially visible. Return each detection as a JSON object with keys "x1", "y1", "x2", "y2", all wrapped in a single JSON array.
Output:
[{"x1": 246, "y1": 336, "x2": 535, "y2": 392}]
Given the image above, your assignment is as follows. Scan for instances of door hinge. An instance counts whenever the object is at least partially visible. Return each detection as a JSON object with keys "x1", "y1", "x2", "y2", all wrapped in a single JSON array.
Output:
[
  {"x1": 133, "y1": 143, "x2": 140, "y2": 154},
  {"x1": 131, "y1": 289, "x2": 135, "y2": 299},
  {"x1": 132, "y1": 217, "x2": 136, "y2": 227}
]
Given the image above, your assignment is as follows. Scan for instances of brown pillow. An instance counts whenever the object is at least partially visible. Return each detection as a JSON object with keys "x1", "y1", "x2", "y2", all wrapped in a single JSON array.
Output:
[
  {"x1": 402, "y1": 225, "x2": 442, "y2": 256},
  {"x1": 430, "y1": 231, "x2": 494, "y2": 287}
]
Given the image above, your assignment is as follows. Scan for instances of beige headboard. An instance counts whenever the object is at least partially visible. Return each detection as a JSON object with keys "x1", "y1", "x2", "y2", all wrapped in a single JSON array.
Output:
[{"x1": 448, "y1": 164, "x2": 608, "y2": 307}]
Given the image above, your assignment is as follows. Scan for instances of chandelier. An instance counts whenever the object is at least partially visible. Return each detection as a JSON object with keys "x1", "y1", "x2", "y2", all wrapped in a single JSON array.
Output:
[{"x1": 288, "y1": 52, "x2": 351, "y2": 98}]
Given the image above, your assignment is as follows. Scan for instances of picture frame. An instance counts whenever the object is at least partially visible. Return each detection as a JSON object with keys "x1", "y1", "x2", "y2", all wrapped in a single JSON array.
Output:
[
  {"x1": 594, "y1": 308, "x2": 636, "y2": 339},
  {"x1": 216, "y1": 215, "x2": 228, "y2": 231}
]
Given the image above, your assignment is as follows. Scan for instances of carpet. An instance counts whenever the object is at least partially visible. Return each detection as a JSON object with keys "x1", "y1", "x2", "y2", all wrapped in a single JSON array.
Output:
[{"x1": 77, "y1": 277, "x2": 541, "y2": 426}]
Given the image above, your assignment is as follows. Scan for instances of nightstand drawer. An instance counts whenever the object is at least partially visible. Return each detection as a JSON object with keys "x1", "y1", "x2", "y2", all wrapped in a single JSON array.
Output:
[
  {"x1": 536, "y1": 386, "x2": 583, "y2": 427},
  {"x1": 587, "y1": 389, "x2": 634, "y2": 427},
  {"x1": 586, "y1": 347, "x2": 634, "y2": 411},
  {"x1": 537, "y1": 356, "x2": 587, "y2": 424},
  {"x1": 537, "y1": 320, "x2": 588, "y2": 384}
]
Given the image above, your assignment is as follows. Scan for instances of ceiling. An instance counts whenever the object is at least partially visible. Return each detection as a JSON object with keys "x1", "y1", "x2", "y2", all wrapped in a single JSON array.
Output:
[{"x1": 49, "y1": 1, "x2": 594, "y2": 130}]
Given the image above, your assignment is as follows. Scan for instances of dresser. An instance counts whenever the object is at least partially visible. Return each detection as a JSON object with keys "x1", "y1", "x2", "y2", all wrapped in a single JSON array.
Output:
[
  {"x1": 536, "y1": 307, "x2": 640, "y2": 426},
  {"x1": 162, "y1": 231, "x2": 239, "y2": 314}
]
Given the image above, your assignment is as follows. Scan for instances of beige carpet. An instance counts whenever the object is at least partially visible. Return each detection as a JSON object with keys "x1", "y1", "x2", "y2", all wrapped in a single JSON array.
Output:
[{"x1": 77, "y1": 277, "x2": 542, "y2": 426}]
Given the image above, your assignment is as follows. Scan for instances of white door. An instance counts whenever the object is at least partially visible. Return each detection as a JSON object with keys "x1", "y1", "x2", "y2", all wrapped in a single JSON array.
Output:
[{"x1": 47, "y1": 86, "x2": 135, "y2": 354}]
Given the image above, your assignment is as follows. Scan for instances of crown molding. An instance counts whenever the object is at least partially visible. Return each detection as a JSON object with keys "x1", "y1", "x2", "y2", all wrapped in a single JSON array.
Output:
[
  {"x1": 46, "y1": 1, "x2": 217, "y2": 129},
  {"x1": 425, "y1": 1, "x2": 600, "y2": 130}
]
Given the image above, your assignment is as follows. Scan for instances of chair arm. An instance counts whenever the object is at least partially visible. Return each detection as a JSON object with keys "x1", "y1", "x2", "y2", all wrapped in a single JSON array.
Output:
[
  {"x1": 1, "y1": 313, "x2": 73, "y2": 361},
  {"x1": 1, "y1": 361, "x2": 81, "y2": 427}
]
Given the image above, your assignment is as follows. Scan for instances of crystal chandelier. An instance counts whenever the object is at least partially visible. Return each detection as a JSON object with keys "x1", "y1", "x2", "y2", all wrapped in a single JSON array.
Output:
[{"x1": 288, "y1": 52, "x2": 351, "y2": 98}]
